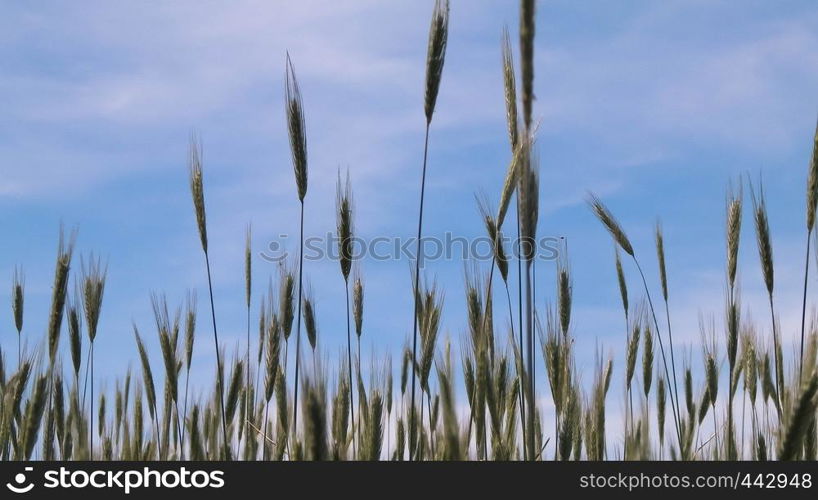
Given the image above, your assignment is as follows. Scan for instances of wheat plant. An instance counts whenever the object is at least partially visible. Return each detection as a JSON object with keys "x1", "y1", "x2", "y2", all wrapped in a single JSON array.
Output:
[{"x1": 2, "y1": 0, "x2": 818, "y2": 464}]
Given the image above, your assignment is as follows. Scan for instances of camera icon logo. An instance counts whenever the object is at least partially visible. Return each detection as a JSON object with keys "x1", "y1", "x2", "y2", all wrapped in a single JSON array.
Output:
[{"x1": 6, "y1": 467, "x2": 34, "y2": 494}]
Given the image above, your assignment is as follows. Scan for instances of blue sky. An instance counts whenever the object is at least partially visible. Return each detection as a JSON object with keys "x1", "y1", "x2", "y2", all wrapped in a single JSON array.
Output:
[{"x1": 2, "y1": 0, "x2": 818, "y2": 420}]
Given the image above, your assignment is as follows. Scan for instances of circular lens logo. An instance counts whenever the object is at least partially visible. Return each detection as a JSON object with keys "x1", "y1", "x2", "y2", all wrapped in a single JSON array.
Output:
[{"x1": 6, "y1": 467, "x2": 34, "y2": 494}]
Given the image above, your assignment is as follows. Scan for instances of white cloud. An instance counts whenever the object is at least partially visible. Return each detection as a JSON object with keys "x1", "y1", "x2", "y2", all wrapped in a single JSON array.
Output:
[{"x1": 538, "y1": 3, "x2": 818, "y2": 154}]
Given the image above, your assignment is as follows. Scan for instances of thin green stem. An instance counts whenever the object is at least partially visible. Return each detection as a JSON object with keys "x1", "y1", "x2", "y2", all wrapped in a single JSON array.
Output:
[
  {"x1": 409, "y1": 123, "x2": 431, "y2": 461},
  {"x1": 262, "y1": 402, "x2": 270, "y2": 460},
  {"x1": 516, "y1": 199, "x2": 526, "y2": 459},
  {"x1": 799, "y1": 230, "x2": 812, "y2": 382},
  {"x1": 524, "y1": 260, "x2": 535, "y2": 460},
  {"x1": 662, "y1": 297, "x2": 682, "y2": 447},
  {"x1": 204, "y1": 251, "x2": 229, "y2": 459},
  {"x1": 292, "y1": 200, "x2": 305, "y2": 450},
  {"x1": 633, "y1": 257, "x2": 683, "y2": 449},
  {"x1": 180, "y1": 367, "x2": 190, "y2": 460},
  {"x1": 90, "y1": 341, "x2": 94, "y2": 459},
  {"x1": 245, "y1": 301, "x2": 251, "y2": 454},
  {"x1": 768, "y1": 295, "x2": 783, "y2": 416},
  {"x1": 345, "y1": 281, "x2": 357, "y2": 458}
]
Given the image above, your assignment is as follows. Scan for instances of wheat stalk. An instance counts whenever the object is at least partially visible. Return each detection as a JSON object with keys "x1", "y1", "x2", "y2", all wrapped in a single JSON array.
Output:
[
  {"x1": 749, "y1": 179, "x2": 783, "y2": 415},
  {"x1": 187, "y1": 135, "x2": 229, "y2": 458},
  {"x1": 262, "y1": 313, "x2": 280, "y2": 459},
  {"x1": 243, "y1": 224, "x2": 252, "y2": 453},
  {"x1": 179, "y1": 291, "x2": 196, "y2": 456},
  {"x1": 410, "y1": 0, "x2": 449, "y2": 461},
  {"x1": 654, "y1": 221, "x2": 681, "y2": 452},
  {"x1": 11, "y1": 266, "x2": 24, "y2": 366},
  {"x1": 133, "y1": 325, "x2": 158, "y2": 458},
  {"x1": 518, "y1": 141, "x2": 539, "y2": 459},
  {"x1": 284, "y1": 53, "x2": 310, "y2": 451},
  {"x1": 81, "y1": 254, "x2": 106, "y2": 458},
  {"x1": 588, "y1": 193, "x2": 682, "y2": 448},
  {"x1": 800, "y1": 118, "x2": 818, "y2": 380},
  {"x1": 151, "y1": 293, "x2": 181, "y2": 458},
  {"x1": 335, "y1": 170, "x2": 358, "y2": 457}
]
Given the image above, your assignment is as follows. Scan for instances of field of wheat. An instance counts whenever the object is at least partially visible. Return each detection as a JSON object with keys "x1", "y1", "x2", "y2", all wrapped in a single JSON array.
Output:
[{"x1": 1, "y1": 0, "x2": 818, "y2": 462}]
